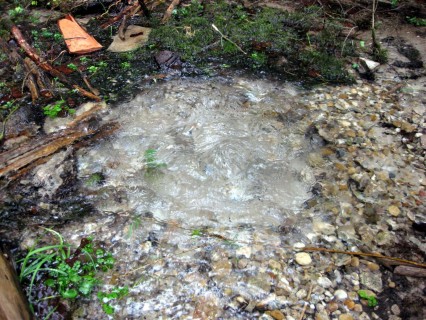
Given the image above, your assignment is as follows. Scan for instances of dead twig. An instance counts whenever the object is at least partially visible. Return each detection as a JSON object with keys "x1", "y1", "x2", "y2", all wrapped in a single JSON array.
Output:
[
  {"x1": 298, "y1": 284, "x2": 313, "y2": 320},
  {"x1": 101, "y1": 3, "x2": 139, "y2": 29},
  {"x1": 212, "y1": 24, "x2": 247, "y2": 55},
  {"x1": 302, "y1": 247, "x2": 426, "y2": 268},
  {"x1": 162, "y1": 0, "x2": 180, "y2": 24},
  {"x1": 138, "y1": 0, "x2": 151, "y2": 18},
  {"x1": 11, "y1": 26, "x2": 101, "y2": 101}
]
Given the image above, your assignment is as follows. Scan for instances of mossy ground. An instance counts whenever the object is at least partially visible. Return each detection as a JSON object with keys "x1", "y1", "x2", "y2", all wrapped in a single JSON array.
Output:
[{"x1": 1, "y1": 0, "x2": 359, "y2": 118}]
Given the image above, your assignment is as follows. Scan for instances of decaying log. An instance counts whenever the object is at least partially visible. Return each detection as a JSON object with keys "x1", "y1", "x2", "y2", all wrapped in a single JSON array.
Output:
[
  {"x1": 0, "y1": 251, "x2": 32, "y2": 320},
  {"x1": 162, "y1": 0, "x2": 181, "y2": 24},
  {"x1": 0, "y1": 102, "x2": 109, "y2": 179}
]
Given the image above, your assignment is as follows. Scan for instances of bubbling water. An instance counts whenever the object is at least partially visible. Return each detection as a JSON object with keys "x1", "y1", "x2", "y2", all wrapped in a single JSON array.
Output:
[{"x1": 77, "y1": 77, "x2": 315, "y2": 228}]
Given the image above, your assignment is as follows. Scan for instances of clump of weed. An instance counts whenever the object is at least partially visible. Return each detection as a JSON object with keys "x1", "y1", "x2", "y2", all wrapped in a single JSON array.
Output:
[
  {"x1": 18, "y1": 228, "x2": 128, "y2": 318},
  {"x1": 43, "y1": 99, "x2": 75, "y2": 118}
]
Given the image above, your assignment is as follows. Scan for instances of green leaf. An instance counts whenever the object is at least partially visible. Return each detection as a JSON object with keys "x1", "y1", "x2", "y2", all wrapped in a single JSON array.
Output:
[
  {"x1": 78, "y1": 279, "x2": 95, "y2": 295},
  {"x1": 45, "y1": 278, "x2": 55, "y2": 287},
  {"x1": 62, "y1": 289, "x2": 78, "y2": 299},
  {"x1": 102, "y1": 303, "x2": 115, "y2": 315}
]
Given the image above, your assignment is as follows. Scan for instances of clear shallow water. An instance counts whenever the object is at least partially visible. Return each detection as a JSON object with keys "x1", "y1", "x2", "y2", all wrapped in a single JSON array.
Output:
[{"x1": 77, "y1": 77, "x2": 315, "y2": 228}]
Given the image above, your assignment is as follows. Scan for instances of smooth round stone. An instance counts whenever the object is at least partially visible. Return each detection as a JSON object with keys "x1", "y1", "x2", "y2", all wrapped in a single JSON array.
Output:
[
  {"x1": 295, "y1": 252, "x2": 312, "y2": 266},
  {"x1": 334, "y1": 289, "x2": 348, "y2": 301},
  {"x1": 339, "y1": 314, "x2": 354, "y2": 320}
]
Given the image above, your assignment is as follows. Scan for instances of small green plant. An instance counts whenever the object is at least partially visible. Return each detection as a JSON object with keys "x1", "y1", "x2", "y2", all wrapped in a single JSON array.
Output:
[
  {"x1": 19, "y1": 228, "x2": 125, "y2": 316},
  {"x1": 407, "y1": 16, "x2": 426, "y2": 26},
  {"x1": 8, "y1": 6, "x2": 24, "y2": 18},
  {"x1": 97, "y1": 286, "x2": 129, "y2": 315},
  {"x1": 126, "y1": 216, "x2": 142, "y2": 239},
  {"x1": 250, "y1": 52, "x2": 267, "y2": 67},
  {"x1": 43, "y1": 99, "x2": 76, "y2": 118},
  {"x1": 191, "y1": 229, "x2": 203, "y2": 237},
  {"x1": 358, "y1": 290, "x2": 378, "y2": 307},
  {"x1": 85, "y1": 172, "x2": 105, "y2": 187},
  {"x1": 67, "y1": 63, "x2": 78, "y2": 71},
  {"x1": 121, "y1": 61, "x2": 131, "y2": 69},
  {"x1": 144, "y1": 149, "x2": 167, "y2": 170},
  {"x1": 87, "y1": 61, "x2": 108, "y2": 75},
  {"x1": 79, "y1": 56, "x2": 90, "y2": 64}
]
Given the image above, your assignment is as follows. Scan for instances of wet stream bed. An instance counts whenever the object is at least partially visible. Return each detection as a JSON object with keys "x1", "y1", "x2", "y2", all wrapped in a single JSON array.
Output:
[{"x1": 2, "y1": 73, "x2": 425, "y2": 319}]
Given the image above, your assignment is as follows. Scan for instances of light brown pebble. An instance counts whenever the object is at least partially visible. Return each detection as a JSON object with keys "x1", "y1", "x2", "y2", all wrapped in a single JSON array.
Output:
[
  {"x1": 367, "y1": 262, "x2": 380, "y2": 271},
  {"x1": 339, "y1": 314, "x2": 354, "y2": 320},
  {"x1": 327, "y1": 301, "x2": 339, "y2": 312},
  {"x1": 344, "y1": 299, "x2": 355, "y2": 309},
  {"x1": 268, "y1": 259, "x2": 282, "y2": 271},
  {"x1": 388, "y1": 205, "x2": 401, "y2": 217},
  {"x1": 266, "y1": 310, "x2": 286, "y2": 320},
  {"x1": 388, "y1": 281, "x2": 396, "y2": 288},
  {"x1": 351, "y1": 257, "x2": 360, "y2": 267},
  {"x1": 353, "y1": 304, "x2": 363, "y2": 312},
  {"x1": 335, "y1": 163, "x2": 346, "y2": 171}
]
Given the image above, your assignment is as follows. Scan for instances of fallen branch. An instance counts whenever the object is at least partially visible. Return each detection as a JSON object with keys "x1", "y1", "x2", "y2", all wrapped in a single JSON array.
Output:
[
  {"x1": 11, "y1": 25, "x2": 69, "y2": 85},
  {"x1": 11, "y1": 25, "x2": 101, "y2": 101},
  {"x1": 162, "y1": 0, "x2": 180, "y2": 24},
  {"x1": 101, "y1": 3, "x2": 139, "y2": 29},
  {"x1": 394, "y1": 265, "x2": 426, "y2": 278}
]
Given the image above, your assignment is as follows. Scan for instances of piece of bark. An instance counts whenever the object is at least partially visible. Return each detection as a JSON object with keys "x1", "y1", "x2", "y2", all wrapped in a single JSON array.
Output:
[
  {"x1": 0, "y1": 251, "x2": 32, "y2": 320},
  {"x1": 0, "y1": 102, "x2": 107, "y2": 178},
  {"x1": 58, "y1": 14, "x2": 103, "y2": 54},
  {"x1": 23, "y1": 58, "x2": 53, "y2": 99},
  {"x1": 394, "y1": 265, "x2": 426, "y2": 278},
  {"x1": 162, "y1": 0, "x2": 180, "y2": 24}
]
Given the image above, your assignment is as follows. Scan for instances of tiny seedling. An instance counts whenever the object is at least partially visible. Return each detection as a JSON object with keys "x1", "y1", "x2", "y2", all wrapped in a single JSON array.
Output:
[
  {"x1": 121, "y1": 61, "x2": 131, "y2": 69},
  {"x1": 358, "y1": 290, "x2": 378, "y2": 307},
  {"x1": 144, "y1": 149, "x2": 167, "y2": 171},
  {"x1": 191, "y1": 229, "x2": 203, "y2": 237},
  {"x1": 43, "y1": 100, "x2": 75, "y2": 118},
  {"x1": 67, "y1": 63, "x2": 78, "y2": 71}
]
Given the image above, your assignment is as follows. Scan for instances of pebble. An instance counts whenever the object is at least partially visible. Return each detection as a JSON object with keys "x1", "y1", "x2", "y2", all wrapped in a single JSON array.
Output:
[
  {"x1": 268, "y1": 259, "x2": 282, "y2": 271},
  {"x1": 391, "y1": 304, "x2": 401, "y2": 315},
  {"x1": 334, "y1": 289, "x2": 348, "y2": 301},
  {"x1": 327, "y1": 301, "x2": 339, "y2": 312},
  {"x1": 350, "y1": 257, "x2": 360, "y2": 268},
  {"x1": 339, "y1": 314, "x2": 354, "y2": 320},
  {"x1": 317, "y1": 276, "x2": 333, "y2": 288},
  {"x1": 366, "y1": 262, "x2": 380, "y2": 271},
  {"x1": 353, "y1": 304, "x2": 363, "y2": 312},
  {"x1": 266, "y1": 310, "x2": 286, "y2": 320},
  {"x1": 295, "y1": 252, "x2": 312, "y2": 266},
  {"x1": 388, "y1": 205, "x2": 401, "y2": 217},
  {"x1": 236, "y1": 246, "x2": 252, "y2": 258}
]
